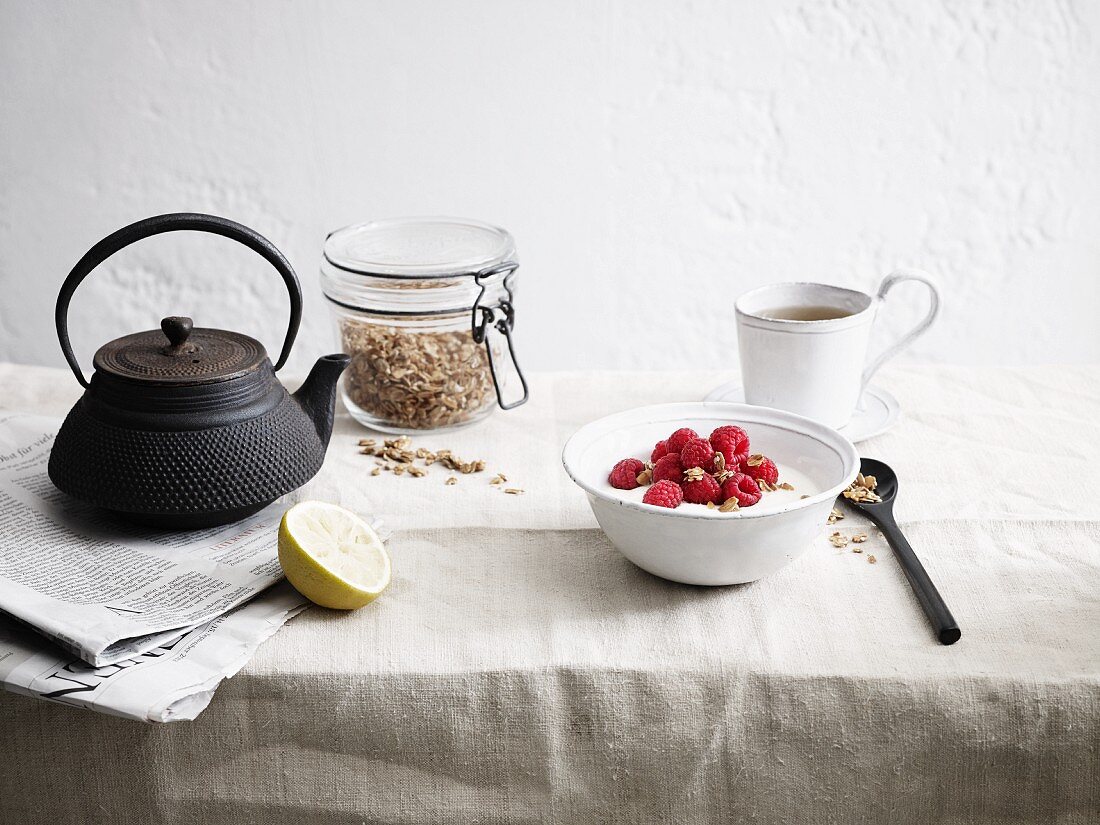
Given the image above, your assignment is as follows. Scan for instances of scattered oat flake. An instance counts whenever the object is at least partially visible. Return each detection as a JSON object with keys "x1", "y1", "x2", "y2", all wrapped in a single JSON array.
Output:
[
  {"x1": 370, "y1": 467, "x2": 381, "y2": 476},
  {"x1": 358, "y1": 434, "x2": 491, "y2": 481},
  {"x1": 852, "y1": 533, "x2": 868, "y2": 543},
  {"x1": 719, "y1": 498, "x2": 739, "y2": 512},
  {"x1": 504, "y1": 488, "x2": 525, "y2": 495},
  {"x1": 746, "y1": 454, "x2": 764, "y2": 467},
  {"x1": 852, "y1": 546, "x2": 863, "y2": 554},
  {"x1": 445, "y1": 477, "x2": 457, "y2": 486},
  {"x1": 868, "y1": 555, "x2": 877, "y2": 564},
  {"x1": 706, "y1": 501, "x2": 717, "y2": 509},
  {"x1": 800, "y1": 494, "x2": 810, "y2": 499}
]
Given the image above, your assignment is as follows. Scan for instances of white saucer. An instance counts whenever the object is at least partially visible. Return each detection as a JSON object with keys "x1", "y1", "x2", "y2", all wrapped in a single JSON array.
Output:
[{"x1": 703, "y1": 381, "x2": 900, "y2": 443}]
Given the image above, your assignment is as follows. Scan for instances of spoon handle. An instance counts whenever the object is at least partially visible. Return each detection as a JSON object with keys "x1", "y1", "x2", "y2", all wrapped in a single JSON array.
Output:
[{"x1": 875, "y1": 513, "x2": 961, "y2": 645}]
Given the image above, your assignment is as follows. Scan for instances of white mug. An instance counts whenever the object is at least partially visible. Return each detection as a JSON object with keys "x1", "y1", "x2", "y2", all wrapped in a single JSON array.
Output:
[{"x1": 734, "y1": 270, "x2": 941, "y2": 428}]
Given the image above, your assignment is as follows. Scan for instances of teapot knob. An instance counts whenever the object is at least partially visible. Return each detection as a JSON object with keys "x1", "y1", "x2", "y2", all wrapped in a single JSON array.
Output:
[{"x1": 161, "y1": 316, "x2": 197, "y2": 355}]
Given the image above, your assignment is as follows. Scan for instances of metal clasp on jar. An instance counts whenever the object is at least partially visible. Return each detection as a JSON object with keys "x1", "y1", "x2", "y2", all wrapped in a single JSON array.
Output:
[{"x1": 470, "y1": 262, "x2": 529, "y2": 410}]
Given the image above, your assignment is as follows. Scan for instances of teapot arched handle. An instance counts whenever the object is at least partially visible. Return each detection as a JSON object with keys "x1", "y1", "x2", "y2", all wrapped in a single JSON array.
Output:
[{"x1": 55, "y1": 212, "x2": 303, "y2": 387}]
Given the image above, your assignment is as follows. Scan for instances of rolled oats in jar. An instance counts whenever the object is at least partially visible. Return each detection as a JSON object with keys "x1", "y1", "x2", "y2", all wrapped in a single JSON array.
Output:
[{"x1": 321, "y1": 217, "x2": 527, "y2": 433}]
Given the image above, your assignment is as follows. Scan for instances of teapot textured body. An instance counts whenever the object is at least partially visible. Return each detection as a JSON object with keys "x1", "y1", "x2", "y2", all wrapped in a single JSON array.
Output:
[{"x1": 48, "y1": 213, "x2": 350, "y2": 529}]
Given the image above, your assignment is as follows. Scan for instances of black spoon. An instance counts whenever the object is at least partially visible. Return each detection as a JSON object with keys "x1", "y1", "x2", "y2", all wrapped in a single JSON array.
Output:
[{"x1": 840, "y1": 458, "x2": 961, "y2": 646}]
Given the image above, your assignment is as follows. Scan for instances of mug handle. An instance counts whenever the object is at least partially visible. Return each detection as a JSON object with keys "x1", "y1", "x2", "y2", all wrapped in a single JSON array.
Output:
[{"x1": 860, "y1": 268, "x2": 941, "y2": 394}]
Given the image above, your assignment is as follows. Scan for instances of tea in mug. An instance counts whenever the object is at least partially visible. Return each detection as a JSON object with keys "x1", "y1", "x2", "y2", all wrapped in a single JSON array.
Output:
[{"x1": 759, "y1": 305, "x2": 854, "y2": 322}]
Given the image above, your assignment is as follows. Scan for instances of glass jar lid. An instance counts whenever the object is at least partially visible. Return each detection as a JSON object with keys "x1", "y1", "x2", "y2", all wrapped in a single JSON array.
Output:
[
  {"x1": 323, "y1": 216, "x2": 515, "y2": 279},
  {"x1": 321, "y1": 217, "x2": 519, "y2": 317}
]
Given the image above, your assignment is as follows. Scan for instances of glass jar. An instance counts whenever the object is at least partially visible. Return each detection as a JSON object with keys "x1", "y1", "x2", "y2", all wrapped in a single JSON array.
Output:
[{"x1": 320, "y1": 217, "x2": 528, "y2": 433}]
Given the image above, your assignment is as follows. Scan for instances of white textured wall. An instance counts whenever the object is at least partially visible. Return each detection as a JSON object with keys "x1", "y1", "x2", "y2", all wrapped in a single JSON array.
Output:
[{"x1": 1, "y1": 0, "x2": 1098, "y2": 377}]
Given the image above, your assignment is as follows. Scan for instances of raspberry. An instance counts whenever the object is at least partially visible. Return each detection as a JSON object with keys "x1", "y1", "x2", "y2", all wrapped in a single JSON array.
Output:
[
  {"x1": 742, "y1": 454, "x2": 779, "y2": 485},
  {"x1": 651, "y1": 453, "x2": 683, "y2": 484},
  {"x1": 642, "y1": 479, "x2": 683, "y2": 509},
  {"x1": 651, "y1": 440, "x2": 670, "y2": 462},
  {"x1": 720, "y1": 473, "x2": 762, "y2": 507},
  {"x1": 710, "y1": 425, "x2": 749, "y2": 468},
  {"x1": 679, "y1": 437, "x2": 715, "y2": 471},
  {"x1": 681, "y1": 472, "x2": 721, "y2": 505},
  {"x1": 609, "y1": 458, "x2": 645, "y2": 490},
  {"x1": 667, "y1": 427, "x2": 699, "y2": 455}
]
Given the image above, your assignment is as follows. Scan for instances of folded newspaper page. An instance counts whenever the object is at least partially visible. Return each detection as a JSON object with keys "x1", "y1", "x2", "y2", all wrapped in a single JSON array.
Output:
[
  {"x1": 0, "y1": 412, "x2": 291, "y2": 666},
  {"x1": 0, "y1": 581, "x2": 306, "y2": 722}
]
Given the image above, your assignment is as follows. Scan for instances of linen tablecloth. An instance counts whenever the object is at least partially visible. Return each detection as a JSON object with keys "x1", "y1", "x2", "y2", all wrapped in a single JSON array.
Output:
[{"x1": 1, "y1": 363, "x2": 1098, "y2": 824}]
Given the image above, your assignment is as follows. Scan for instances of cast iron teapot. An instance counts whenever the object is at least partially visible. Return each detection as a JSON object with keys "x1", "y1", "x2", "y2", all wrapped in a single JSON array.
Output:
[{"x1": 48, "y1": 213, "x2": 351, "y2": 528}]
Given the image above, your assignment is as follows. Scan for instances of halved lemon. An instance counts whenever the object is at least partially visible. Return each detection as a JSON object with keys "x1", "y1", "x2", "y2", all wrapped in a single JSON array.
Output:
[{"x1": 278, "y1": 501, "x2": 390, "y2": 609}]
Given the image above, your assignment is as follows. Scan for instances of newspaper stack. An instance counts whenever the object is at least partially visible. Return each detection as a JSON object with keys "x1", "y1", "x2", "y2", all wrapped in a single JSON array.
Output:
[{"x1": 0, "y1": 412, "x2": 312, "y2": 722}]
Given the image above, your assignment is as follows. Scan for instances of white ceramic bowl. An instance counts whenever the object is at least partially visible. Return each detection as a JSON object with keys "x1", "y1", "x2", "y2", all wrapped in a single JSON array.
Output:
[{"x1": 562, "y1": 402, "x2": 860, "y2": 585}]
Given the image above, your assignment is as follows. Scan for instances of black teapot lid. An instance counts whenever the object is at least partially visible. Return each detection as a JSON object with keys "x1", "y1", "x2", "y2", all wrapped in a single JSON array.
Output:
[
  {"x1": 94, "y1": 316, "x2": 268, "y2": 385},
  {"x1": 55, "y1": 213, "x2": 302, "y2": 389}
]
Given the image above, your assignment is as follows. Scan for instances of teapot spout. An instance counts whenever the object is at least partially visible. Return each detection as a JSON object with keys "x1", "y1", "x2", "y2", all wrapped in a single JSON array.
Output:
[{"x1": 293, "y1": 354, "x2": 351, "y2": 446}]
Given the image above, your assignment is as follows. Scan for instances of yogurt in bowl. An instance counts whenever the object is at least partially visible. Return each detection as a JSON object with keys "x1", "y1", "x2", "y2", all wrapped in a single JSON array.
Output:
[{"x1": 562, "y1": 402, "x2": 859, "y2": 585}]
